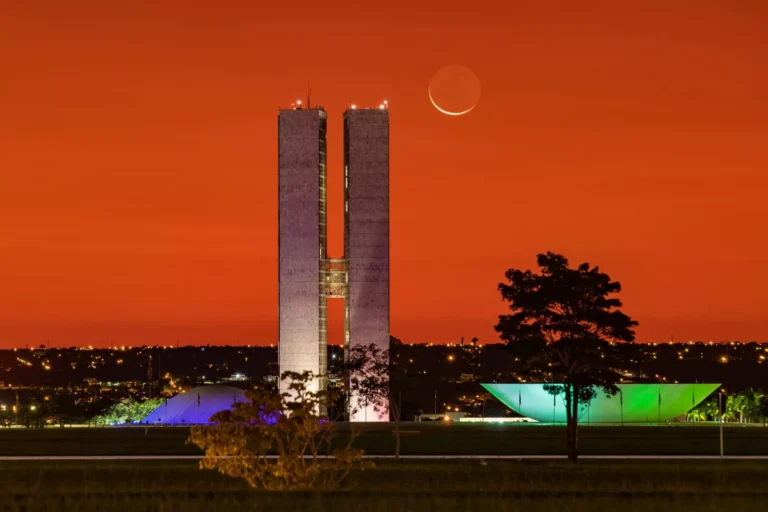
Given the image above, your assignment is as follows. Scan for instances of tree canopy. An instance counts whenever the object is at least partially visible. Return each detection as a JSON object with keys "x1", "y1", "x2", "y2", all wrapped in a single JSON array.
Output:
[
  {"x1": 495, "y1": 252, "x2": 638, "y2": 460},
  {"x1": 92, "y1": 397, "x2": 163, "y2": 425}
]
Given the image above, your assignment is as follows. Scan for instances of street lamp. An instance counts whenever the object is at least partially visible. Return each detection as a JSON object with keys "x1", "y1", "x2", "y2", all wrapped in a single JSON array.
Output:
[{"x1": 719, "y1": 391, "x2": 725, "y2": 458}]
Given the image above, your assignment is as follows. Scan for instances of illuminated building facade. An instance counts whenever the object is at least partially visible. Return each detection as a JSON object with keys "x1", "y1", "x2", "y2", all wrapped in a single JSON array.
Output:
[
  {"x1": 141, "y1": 385, "x2": 249, "y2": 425},
  {"x1": 482, "y1": 383, "x2": 720, "y2": 424},
  {"x1": 278, "y1": 107, "x2": 328, "y2": 398},
  {"x1": 344, "y1": 107, "x2": 390, "y2": 422},
  {"x1": 278, "y1": 104, "x2": 389, "y2": 421}
]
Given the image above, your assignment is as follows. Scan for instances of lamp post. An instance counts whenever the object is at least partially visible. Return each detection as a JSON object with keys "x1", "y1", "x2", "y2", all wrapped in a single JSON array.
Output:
[
  {"x1": 620, "y1": 389, "x2": 624, "y2": 427},
  {"x1": 657, "y1": 388, "x2": 661, "y2": 426},
  {"x1": 552, "y1": 393, "x2": 556, "y2": 424},
  {"x1": 719, "y1": 391, "x2": 724, "y2": 458}
]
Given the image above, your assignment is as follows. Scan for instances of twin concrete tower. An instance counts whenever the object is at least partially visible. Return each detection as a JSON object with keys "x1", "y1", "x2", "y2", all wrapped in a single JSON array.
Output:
[{"x1": 278, "y1": 104, "x2": 389, "y2": 421}]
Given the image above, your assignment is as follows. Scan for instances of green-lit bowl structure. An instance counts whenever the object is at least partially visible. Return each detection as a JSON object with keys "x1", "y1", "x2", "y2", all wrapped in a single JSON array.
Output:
[{"x1": 482, "y1": 383, "x2": 720, "y2": 424}]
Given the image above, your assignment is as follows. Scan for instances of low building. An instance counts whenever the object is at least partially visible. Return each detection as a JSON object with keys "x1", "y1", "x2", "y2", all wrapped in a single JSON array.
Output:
[
  {"x1": 415, "y1": 412, "x2": 469, "y2": 422},
  {"x1": 141, "y1": 384, "x2": 248, "y2": 425},
  {"x1": 482, "y1": 383, "x2": 720, "y2": 424}
]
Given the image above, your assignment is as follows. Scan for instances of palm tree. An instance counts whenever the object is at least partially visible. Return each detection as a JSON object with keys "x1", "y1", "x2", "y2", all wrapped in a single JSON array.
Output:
[
  {"x1": 724, "y1": 395, "x2": 740, "y2": 423},
  {"x1": 687, "y1": 397, "x2": 720, "y2": 423},
  {"x1": 702, "y1": 397, "x2": 720, "y2": 422},
  {"x1": 732, "y1": 393, "x2": 748, "y2": 423},
  {"x1": 727, "y1": 389, "x2": 763, "y2": 424},
  {"x1": 741, "y1": 389, "x2": 764, "y2": 424},
  {"x1": 758, "y1": 395, "x2": 768, "y2": 427},
  {"x1": 686, "y1": 404, "x2": 708, "y2": 422}
]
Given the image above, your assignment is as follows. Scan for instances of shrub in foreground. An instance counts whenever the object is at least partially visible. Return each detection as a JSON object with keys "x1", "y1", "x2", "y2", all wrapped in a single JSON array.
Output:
[{"x1": 189, "y1": 371, "x2": 371, "y2": 490}]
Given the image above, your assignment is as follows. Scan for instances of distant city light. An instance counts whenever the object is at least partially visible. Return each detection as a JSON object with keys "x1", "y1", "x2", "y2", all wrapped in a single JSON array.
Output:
[{"x1": 350, "y1": 104, "x2": 356, "y2": 109}]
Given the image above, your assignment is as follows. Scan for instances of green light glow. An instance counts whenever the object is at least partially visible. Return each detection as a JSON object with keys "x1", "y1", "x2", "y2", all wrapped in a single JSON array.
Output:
[{"x1": 482, "y1": 383, "x2": 720, "y2": 423}]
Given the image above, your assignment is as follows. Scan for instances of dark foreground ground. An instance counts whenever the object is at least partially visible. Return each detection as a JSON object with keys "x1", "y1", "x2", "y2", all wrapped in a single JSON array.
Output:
[
  {"x1": 0, "y1": 459, "x2": 766, "y2": 511},
  {"x1": 1, "y1": 422, "x2": 767, "y2": 456}
]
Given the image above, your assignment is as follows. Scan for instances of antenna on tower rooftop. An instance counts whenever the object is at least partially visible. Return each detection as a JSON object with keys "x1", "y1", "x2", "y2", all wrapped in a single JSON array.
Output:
[{"x1": 307, "y1": 81, "x2": 311, "y2": 109}]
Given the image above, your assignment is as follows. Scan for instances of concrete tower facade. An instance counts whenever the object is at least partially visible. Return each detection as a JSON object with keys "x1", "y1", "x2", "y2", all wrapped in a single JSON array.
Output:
[
  {"x1": 278, "y1": 105, "x2": 389, "y2": 421},
  {"x1": 344, "y1": 108, "x2": 390, "y2": 421},
  {"x1": 277, "y1": 108, "x2": 328, "y2": 397}
]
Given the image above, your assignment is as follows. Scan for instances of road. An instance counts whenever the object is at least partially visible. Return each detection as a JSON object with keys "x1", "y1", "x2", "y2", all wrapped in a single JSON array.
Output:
[{"x1": 1, "y1": 454, "x2": 767, "y2": 461}]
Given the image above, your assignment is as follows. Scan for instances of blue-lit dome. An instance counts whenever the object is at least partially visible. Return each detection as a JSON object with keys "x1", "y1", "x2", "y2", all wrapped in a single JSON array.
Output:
[{"x1": 142, "y1": 385, "x2": 249, "y2": 425}]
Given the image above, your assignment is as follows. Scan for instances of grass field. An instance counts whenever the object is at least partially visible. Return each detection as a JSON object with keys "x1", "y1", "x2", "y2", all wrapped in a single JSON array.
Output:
[
  {"x1": 1, "y1": 422, "x2": 768, "y2": 456},
  {"x1": 1, "y1": 459, "x2": 767, "y2": 511}
]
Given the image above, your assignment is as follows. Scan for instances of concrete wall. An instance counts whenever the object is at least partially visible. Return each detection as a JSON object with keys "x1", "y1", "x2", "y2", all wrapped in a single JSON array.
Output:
[
  {"x1": 278, "y1": 109, "x2": 327, "y2": 397},
  {"x1": 344, "y1": 109, "x2": 390, "y2": 422}
]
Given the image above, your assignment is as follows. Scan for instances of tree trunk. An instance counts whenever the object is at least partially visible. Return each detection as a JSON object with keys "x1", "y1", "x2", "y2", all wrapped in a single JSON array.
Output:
[
  {"x1": 565, "y1": 385, "x2": 579, "y2": 462},
  {"x1": 395, "y1": 419, "x2": 401, "y2": 460},
  {"x1": 566, "y1": 418, "x2": 578, "y2": 462},
  {"x1": 395, "y1": 391, "x2": 402, "y2": 460}
]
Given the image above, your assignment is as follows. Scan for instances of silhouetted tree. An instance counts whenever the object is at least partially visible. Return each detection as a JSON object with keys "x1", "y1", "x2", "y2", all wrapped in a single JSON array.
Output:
[
  {"x1": 759, "y1": 395, "x2": 768, "y2": 427},
  {"x1": 389, "y1": 348, "x2": 410, "y2": 458},
  {"x1": 346, "y1": 344, "x2": 389, "y2": 421},
  {"x1": 495, "y1": 252, "x2": 638, "y2": 461}
]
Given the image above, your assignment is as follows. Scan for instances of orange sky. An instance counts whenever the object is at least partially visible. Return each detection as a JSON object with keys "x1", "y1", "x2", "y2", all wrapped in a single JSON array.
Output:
[{"x1": 1, "y1": 1, "x2": 767, "y2": 348}]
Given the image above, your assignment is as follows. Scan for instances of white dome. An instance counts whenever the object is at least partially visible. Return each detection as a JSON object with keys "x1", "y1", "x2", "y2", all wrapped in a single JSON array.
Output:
[{"x1": 142, "y1": 385, "x2": 249, "y2": 425}]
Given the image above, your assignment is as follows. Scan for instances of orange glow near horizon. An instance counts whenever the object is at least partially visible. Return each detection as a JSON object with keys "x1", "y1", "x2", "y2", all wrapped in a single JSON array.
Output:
[{"x1": 1, "y1": 2, "x2": 767, "y2": 348}]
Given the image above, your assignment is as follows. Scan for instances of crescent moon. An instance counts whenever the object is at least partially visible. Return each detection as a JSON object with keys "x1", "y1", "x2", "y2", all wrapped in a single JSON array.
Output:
[{"x1": 428, "y1": 88, "x2": 476, "y2": 116}]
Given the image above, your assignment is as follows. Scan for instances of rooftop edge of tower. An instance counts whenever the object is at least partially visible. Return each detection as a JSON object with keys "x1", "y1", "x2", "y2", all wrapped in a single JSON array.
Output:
[
  {"x1": 343, "y1": 105, "x2": 389, "y2": 116},
  {"x1": 278, "y1": 106, "x2": 327, "y2": 117}
]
